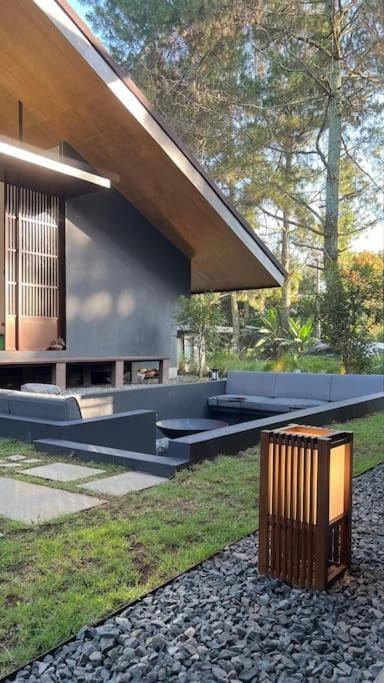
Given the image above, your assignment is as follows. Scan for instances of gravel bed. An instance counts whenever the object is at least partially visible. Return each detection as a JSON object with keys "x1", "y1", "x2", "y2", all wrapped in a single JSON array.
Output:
[
  {"x1": 8, "y1": 464, "x2": 384, "y2": 682},
  {"x1": 63, "y1": 376, "x2": 207, "y2": 395}
]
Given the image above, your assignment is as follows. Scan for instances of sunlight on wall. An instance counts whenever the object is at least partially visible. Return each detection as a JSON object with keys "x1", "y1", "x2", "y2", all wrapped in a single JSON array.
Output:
[{"x1": 117, "y1": 291, "x2": 136, "y2": 317}]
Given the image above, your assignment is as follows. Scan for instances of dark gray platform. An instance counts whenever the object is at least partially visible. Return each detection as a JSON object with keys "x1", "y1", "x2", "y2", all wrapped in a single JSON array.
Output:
[{"x1": 34, "y1": 439, "x2": 190, "y2": 478}]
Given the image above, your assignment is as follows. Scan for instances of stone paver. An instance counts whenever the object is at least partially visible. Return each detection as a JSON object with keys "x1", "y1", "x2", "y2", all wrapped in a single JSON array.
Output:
[
  {"x1": 0, "y1": 477, "x2": 106, "y2": 524},
  {"x1": 19, "y1": 458, "x2": 42, "y2": 464},
  {"x1": 9, "y1": 462, "x2": 384, "y2": 682},
  {"x1": 81, "y1": 471, "x2": 167, "y2": 496},
  {"x1": 22, "y1": 462, "x2": 105, "y2": 482},
  {"x1": 7, "y1": 454, "x2": 27, "y2": 462},
  {"x1": 0, "y1": 462, "x2": 24, "y2": 468}
]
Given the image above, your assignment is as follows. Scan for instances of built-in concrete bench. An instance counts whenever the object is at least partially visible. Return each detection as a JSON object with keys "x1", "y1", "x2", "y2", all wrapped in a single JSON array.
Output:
[
  {"x1": 208, "y1": 371, "x2": 384, "y2": 415},
  {"x1": 0, "y1": 389, "x2": 156, "y2": 455}
]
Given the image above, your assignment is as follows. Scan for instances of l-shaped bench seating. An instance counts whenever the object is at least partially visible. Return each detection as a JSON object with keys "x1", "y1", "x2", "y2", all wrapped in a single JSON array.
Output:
[{"x1": 208, "y1": 371, "x2": 384, "y2": 415}]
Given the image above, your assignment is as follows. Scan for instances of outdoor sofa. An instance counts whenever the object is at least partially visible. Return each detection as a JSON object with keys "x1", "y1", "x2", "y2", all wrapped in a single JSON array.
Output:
[{"x1": 208, "y1": 371, "x2": 384, "y2": 416}]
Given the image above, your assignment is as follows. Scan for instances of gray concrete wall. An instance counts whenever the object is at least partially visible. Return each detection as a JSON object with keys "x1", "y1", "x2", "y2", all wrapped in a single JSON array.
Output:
[
  {"x1": 65, "y1": 189, "x2": 190, "y2": 364},
  {"x1": 168, "y1": 393, "x2": 384, "y2": 461},
  {"x1": 0, "y1": 409, "x2": 156, "y2": 453},
  {"x1": 77, "y1": 381, "x2": 227, "y2": 435}
]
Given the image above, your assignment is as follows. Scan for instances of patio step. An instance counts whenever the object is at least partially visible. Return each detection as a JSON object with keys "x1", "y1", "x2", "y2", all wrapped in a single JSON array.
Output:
[{"x1": 33, "y1": 439, "x2": 190, "y2": 477}]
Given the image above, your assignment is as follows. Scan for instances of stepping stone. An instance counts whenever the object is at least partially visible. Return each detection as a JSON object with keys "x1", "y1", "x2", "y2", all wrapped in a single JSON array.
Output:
[
  {"x1": 21, "y1": 462, "x2": 105, "y2": 482},
  {"x1": 81, "y1": 471, "x2": 167, "y2": 496},
  {"x1": 19, "y1": 458, "x2": 42, "y2": 464},
  {"x1": 0, "y1": 463, "x2": 24, "y2": 468},
  {"x1": 7, "y1": 455, "x2": 27, "y2": 462},
  {"x1": 0, "y1": 477, "x2": 106, "y2": 524}
]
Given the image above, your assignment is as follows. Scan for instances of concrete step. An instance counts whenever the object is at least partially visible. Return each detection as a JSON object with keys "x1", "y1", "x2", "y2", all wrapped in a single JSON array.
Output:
[{"x1": 34, "y1": 439, "x2": 190, "y2": 477}]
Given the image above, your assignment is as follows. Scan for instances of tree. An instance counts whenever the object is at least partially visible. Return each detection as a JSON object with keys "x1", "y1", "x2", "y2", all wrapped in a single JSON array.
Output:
[
  {"x1": 82, "y1": 0, "x2": 383, "y2": 303},
  {"x1": 174, "y1": 294, "x2": 224, "y2": 378},
  {"x1": 320, "y1": 252, "x2": 384, "y2": 373}
]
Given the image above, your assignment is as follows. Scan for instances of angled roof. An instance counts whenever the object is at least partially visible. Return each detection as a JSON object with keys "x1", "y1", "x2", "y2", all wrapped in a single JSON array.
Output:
[{"x1": 0, "y1": 0, "x2": 285, "y2": 292}]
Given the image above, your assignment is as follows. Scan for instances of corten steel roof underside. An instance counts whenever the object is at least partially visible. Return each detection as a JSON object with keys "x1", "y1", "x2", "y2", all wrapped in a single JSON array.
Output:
[{"x1": 0, "y1": 0, "x2": 285, "y2": 293}]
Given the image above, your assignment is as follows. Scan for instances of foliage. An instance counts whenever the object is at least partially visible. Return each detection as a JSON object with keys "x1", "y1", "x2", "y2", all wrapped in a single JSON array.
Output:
[
  {"x1": 320, "y1": 255, "x2": 384, "y2": 373},
  {"x1": 208, "y1": 350, "x2": 342, "y2": 375},
  {"x1": 1, "y1": 411, "x2": 383, "y2": 675},
  {"x1": 174, "y1": 294, "x2": 224, "y2": 377},
  {"x1": 286, "y1": 317, "x2": 316, "y2": 356},
  {"x1": 254, "y1": 308, "x2": 287, "y2": 358},
  {"x1": 82, "y1": 0, "x2": 383, "y2": 319},
  {"x1": 254, "y1": 308, "x2": 316, "y2": 359}
]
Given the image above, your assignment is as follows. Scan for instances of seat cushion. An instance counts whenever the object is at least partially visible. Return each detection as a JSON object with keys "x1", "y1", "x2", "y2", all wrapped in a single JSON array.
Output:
[
  {"x1": 247, "y1": 397, "x2": 327, "y2": 413},
  {"x1": 226, "y1": 372, "x2": 277, "y2": 397},
  {"x1": 208, "y1": 394, "x2": 264, "y2": 409},
  {"x1": 330, "y1": 374, "x2": 384, "y2": 402},
  {"x1": 274, "y1": 373, "x2": 332, "y2": 402}
]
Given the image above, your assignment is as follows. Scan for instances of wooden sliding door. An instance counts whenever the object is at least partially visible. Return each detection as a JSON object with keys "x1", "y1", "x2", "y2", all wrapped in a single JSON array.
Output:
[{"x1": 4, "y1": 184, "x2": 65, "y2": 350}]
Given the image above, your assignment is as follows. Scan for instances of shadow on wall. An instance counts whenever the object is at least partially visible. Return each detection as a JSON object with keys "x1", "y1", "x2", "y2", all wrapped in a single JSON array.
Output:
[{"x1": 65, "y1": 189, "x2": 190, "y2": 359}]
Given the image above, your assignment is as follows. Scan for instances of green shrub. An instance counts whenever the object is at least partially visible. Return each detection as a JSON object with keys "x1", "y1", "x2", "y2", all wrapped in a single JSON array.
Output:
[{"x1": 208, "y1": 351, "x2": 343, "y2": 375}]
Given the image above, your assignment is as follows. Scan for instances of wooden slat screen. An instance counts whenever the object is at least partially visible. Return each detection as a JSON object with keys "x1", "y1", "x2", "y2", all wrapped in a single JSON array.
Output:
[{"x1": 5, "y1": 184, "x2": 60, "y2": 319}]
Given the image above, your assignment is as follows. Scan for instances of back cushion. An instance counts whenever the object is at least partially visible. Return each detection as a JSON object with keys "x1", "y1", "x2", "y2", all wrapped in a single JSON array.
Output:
[
  {"x1": 0, "y1": 389, "x2": 12, "y2": 415},
  {"x1": 226, "y1": 372, "x2": 277, "y2": 397},
  {"x1": 8, "y1": 394, "x2": 82, "y2": 421},
  {"x1": 330, "y1": 374, "x2": 384, "y2": 402},
  {"x1": 274, "y1": 373, "x2": 332, "y2": 402}
]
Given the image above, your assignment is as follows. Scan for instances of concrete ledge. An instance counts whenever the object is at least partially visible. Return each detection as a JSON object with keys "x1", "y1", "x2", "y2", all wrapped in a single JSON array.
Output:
[
  {"x1": 34, "y1": 439, "x2": 190, "y2": 477},
  {"x1": 0, "y1": 409, "x2": 156, "y2": 454},
  {"x1": 168, "y1": 393, "x2": 384, "y2": 462}
]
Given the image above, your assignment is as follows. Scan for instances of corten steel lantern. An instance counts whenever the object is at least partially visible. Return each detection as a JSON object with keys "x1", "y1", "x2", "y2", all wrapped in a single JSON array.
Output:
[{"x1": 258, "y1": 424, "x2": 353, "y2": 590}]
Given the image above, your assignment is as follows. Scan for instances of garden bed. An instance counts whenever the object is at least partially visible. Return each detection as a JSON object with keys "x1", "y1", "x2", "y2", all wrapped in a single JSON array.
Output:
[{"x1": 0, "y1": 412, "x2": 383, "y2": 677}]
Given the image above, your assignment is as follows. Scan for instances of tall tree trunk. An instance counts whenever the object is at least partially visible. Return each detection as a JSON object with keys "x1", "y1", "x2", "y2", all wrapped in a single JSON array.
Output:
[
  {"x1": 281, "y1": 151, "x2": 293, "y2": 329},
  {"x1": 230, "y1": 292, "x2": 240, "y2": 354},
  {"x1": 324, "y1": 0, "x2": 342, "y2": 278}
]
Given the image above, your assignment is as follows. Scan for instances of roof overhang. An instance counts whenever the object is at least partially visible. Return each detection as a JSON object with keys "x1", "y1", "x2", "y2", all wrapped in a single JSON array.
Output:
[
  {"x1": 0, "y1": 136, "x2": 112, "y2": 196},
  {"x1": 0, "y1": 0, "x2": 285, "y2": 292}
]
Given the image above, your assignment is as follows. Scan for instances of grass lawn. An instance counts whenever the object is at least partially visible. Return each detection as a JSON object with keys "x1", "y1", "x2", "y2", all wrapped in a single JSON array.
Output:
[{"x1": 0, "y1": 411, "x2": 383, "y2": 676}]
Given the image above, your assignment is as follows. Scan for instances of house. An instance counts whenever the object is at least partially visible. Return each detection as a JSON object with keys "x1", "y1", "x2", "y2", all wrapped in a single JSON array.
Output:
[{"x1": 0, "y1": 0, "x2": 284, "y2": 384}]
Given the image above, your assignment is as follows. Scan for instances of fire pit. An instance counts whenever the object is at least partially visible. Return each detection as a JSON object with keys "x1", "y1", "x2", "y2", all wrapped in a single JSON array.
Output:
[{"x1": 156, "y1": 418, "x2": 228, "y2": 439}]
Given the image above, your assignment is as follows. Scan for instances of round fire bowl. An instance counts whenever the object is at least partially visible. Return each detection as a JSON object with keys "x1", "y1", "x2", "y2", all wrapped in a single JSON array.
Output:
[{"x1": 156, "y1": 418, "x2": 228, "y2": 439}]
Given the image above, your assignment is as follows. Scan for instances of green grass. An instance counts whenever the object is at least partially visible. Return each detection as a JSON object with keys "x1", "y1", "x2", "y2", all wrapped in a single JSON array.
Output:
[{"x1": 0, "y1": 412, "x2": 383, "y2": 676}]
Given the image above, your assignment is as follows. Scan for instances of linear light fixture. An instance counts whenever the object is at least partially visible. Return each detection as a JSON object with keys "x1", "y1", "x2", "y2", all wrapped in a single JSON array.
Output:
[{"x1": 0, "y1": 138, "x2": 111, "y2": 189}]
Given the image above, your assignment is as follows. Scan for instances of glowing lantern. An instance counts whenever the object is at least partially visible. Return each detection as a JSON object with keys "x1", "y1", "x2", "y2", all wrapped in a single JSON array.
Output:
[{"x1": 258, "y1": 424, "x2": 353, "y2": 590}]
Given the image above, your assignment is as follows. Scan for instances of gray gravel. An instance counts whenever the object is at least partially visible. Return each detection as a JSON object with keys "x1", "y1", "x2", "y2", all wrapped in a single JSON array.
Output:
[
  {"x1": 8, "y1": 463, "x2": 384, "y2": 682},
  {"x1": 63, "y1": 375, "x2": 207, "y2": 395}
]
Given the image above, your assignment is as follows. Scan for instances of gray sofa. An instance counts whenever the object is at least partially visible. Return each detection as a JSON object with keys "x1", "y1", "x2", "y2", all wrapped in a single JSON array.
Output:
[
  {"x1": 0, "y1": 389, "x2": 82, "y2": 420},
  {"x1": 208, "y1": 371, "x2": 384, "y2": 415}
]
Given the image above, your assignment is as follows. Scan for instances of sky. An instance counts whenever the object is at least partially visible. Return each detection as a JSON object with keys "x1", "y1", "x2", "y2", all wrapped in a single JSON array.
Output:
[
  {"x1": 67, "y1": 0, "x2": 383, "y2": 254},
  {"x1": 68, "y1": 0, "x2": 88, "y2": 22}
]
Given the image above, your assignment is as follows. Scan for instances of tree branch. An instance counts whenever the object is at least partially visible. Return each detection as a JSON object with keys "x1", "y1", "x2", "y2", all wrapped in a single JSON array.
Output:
[{"x1": 341, "y1": 136, "x2": 384, "y2": 192}]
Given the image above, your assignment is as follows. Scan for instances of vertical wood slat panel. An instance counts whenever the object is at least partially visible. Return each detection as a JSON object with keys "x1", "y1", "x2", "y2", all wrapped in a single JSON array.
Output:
[
  {"x1": 5, "y1": 183, "x2": 62, "y2": 350},
  {"x1": 6, "y1": 184, "x2": 60, "y2": 320}
]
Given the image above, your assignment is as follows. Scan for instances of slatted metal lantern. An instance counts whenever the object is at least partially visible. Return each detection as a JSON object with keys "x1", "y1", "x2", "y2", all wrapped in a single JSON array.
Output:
[{"x1": 258, "y1": 424, "x2": 353, "y2": 590}]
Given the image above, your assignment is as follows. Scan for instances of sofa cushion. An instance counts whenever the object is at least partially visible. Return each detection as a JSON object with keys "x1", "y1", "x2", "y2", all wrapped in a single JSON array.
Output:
[
  {"x1": 0, "y1": 389, "x2": 12, "y2": 415},
  {"x1": 8, "y1": 394, "x2": 82, "y2": 421},
  {"x1": 274, "y1": 372, "x2": 332, "y2": 402},
  {"x1": 226, "y1": 372, "x2": 277, "y2": 397},
  {"x1": 330, "y1": 374, "x2": 384, "y2": 402},
  {"x1": 21, "y1": 382, "x2": 62, "y2": 395},
  {"x1": 246, "y1": 397, "x2": 327, "y2": 413},
  {"x1": 208, "y1": 394, "x2": 262, "y2": 409}
]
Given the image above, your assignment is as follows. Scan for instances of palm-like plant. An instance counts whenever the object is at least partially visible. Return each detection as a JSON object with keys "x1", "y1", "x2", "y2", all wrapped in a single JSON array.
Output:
[
  {"x1": 255, "y1": 309, "x2": 288, "y2": 358},
  {"x1": 287, "y1": 317, "x2": 315, "y2": 355},
  {"x1": 256, "y1": 309, "x2": 316, "y2": 359}
]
